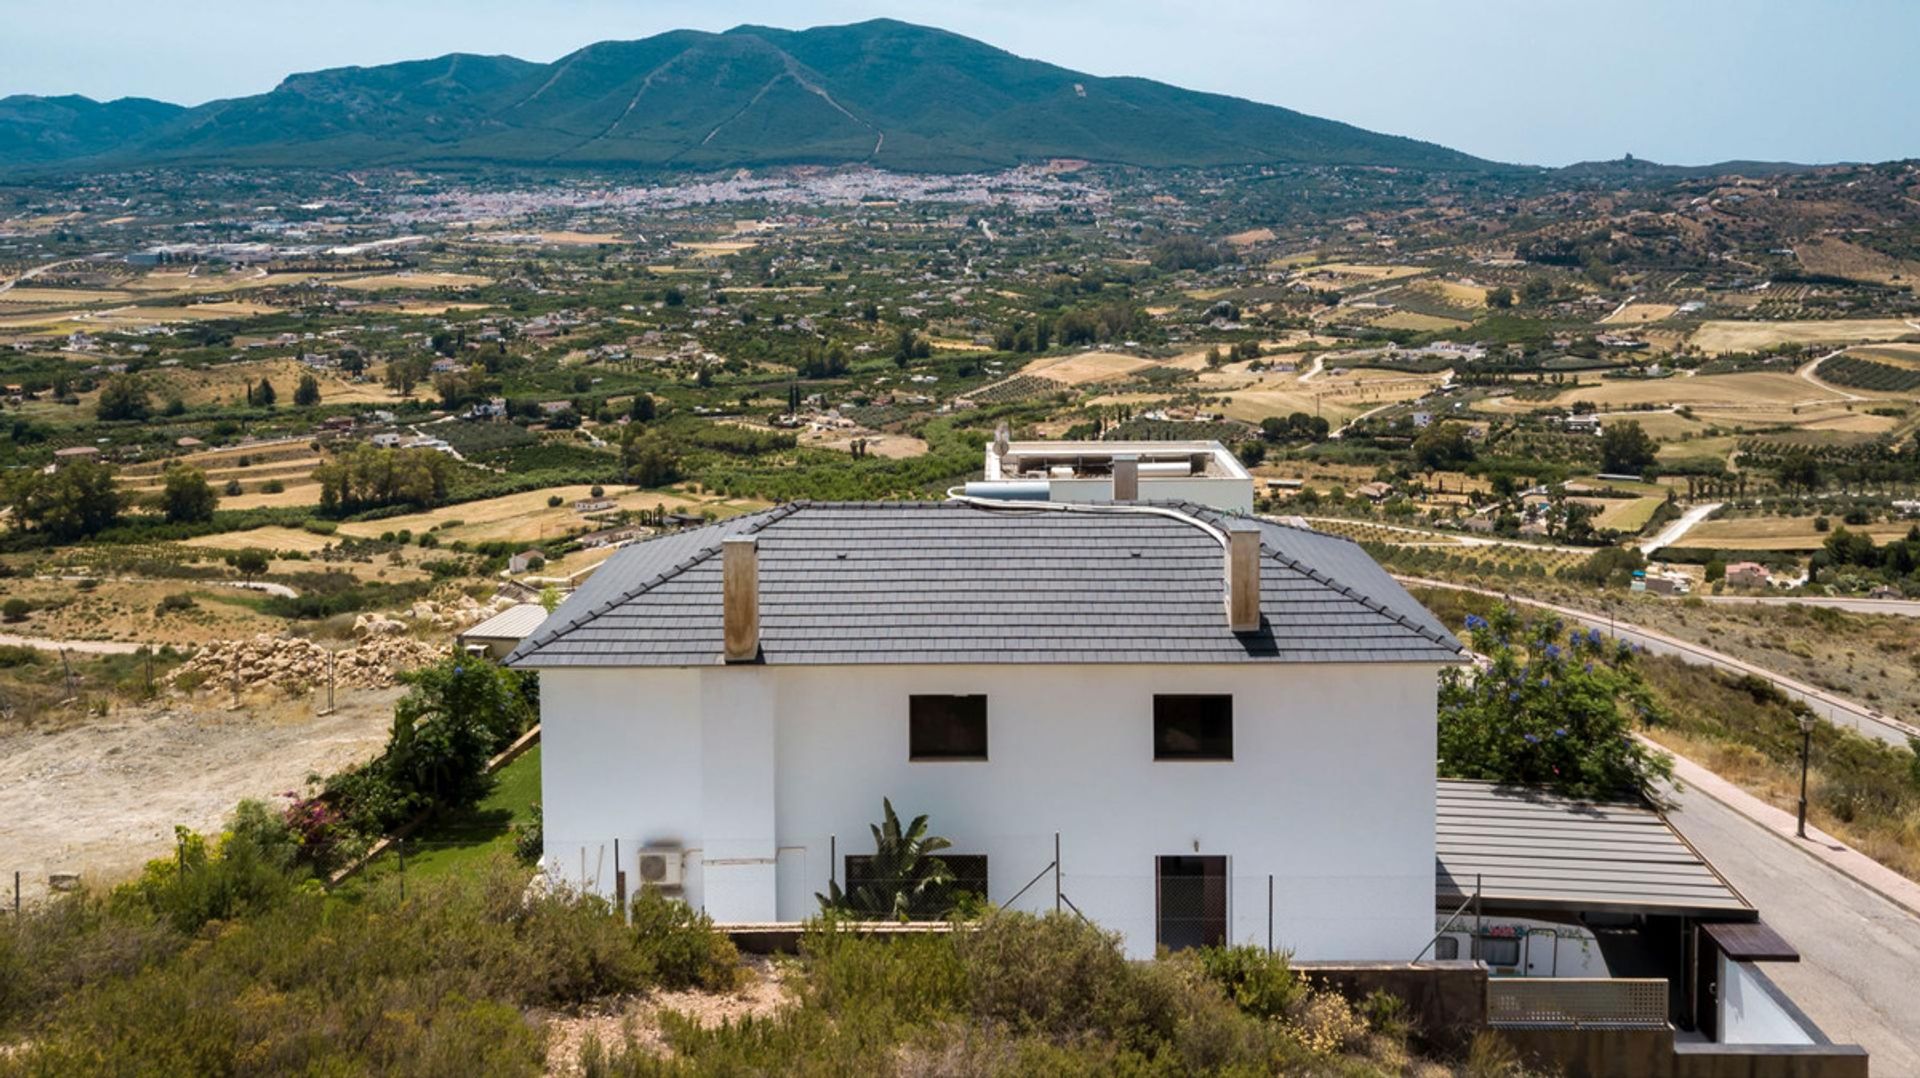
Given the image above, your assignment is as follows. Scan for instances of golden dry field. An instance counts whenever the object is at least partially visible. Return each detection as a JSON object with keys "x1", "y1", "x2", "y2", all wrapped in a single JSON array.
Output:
[
  {"x1": 1372, "y1": 310, "x2": 1469, "y2": 332},
  {"x1": 1015, "y1": 351, "x2": 1159, "y2": 385},
  {"x1": 332, "y1": 485, "x2": 766, "y2": 545},
  {"x1": 331, "y1": 271, "x2": 493, "y2": 291},
  {"x1": 1600, "y1": 303, "x2": 1679, "y2": 325},
  {"x1": 1794, "y1": 237, "x2": 1920, "y2": 287},
  {"x1": 1683, "y1": 515, "x2": 1920, "y2": 551},
  {"x1": 1687, "y1": 318, "x2": 1920, "y2": 355}
]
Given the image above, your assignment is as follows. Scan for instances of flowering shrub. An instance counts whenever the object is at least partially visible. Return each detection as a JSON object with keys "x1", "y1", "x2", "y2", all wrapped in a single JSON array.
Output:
[{"x1": 1439, "y1": 604, "x2": 1674, "y2": 799}]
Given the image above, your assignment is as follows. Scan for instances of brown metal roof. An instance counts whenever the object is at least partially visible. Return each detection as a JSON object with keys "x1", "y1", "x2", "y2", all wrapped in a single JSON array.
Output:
[
  {"x1": 1437, "y1": 779, "x2": 1754, "y2": 920},
  {"x1": 1701, "y1": 920, "x2": 1799, "y2": 962}
]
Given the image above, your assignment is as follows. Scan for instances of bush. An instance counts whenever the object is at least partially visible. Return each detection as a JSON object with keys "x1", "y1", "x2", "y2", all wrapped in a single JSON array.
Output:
[
  {"x1": 1195, "y1": 944, "x2": 1306, "y2": 1020},
  {"x1": 547, "y1": 494, "x2": 563, "y2": 507},
  {"x1": 154, "y1": 593, "x2": 197, "y2": 616},
  {"x1": 629, "y1": 888, "x2": 745, "y2": 992},
  {"x1": 1, "y1": 598, "x2": 28, "y2": 623}
]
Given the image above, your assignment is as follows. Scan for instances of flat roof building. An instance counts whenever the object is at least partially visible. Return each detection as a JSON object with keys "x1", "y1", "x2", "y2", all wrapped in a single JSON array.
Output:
[{"x1": 968, "y1": 431, "x2": 1254, "y2": 512}]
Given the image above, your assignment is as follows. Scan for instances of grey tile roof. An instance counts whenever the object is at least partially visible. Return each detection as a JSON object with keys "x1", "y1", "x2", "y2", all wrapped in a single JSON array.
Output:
[{"x1": 506, "y1": 501, "x2": 1464, "y2": 668}]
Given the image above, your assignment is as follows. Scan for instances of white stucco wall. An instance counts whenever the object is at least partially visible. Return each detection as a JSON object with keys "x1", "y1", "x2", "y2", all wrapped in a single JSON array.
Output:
[
  {"x1": 539, "y1": 660, "x2": 1440, "y2": 959},
  {"x1": 1718, "y1": 955, "x2": 1814, "y2": 1045}
]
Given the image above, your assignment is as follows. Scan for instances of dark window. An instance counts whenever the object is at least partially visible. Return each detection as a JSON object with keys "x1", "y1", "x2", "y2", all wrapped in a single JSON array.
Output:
[
  {"x1": 843, "y1": 854, "x2": 989, "y2": 918},
  {"x1": 1153, "y1": 695, "x2": 1233, "y2": 760},
  {"x1": 910, "y1": 695, "x2": 988, "y2": 760},
  {"x1": 1473, "y1": 936, "x2": 1521, "y2": 967},
  {"x1": 1434, "y1": 936, "x2": 1461, "y2": 961},
  {"x1": 1156, "y1": 855, "x2": 1227, "y2": 950}
]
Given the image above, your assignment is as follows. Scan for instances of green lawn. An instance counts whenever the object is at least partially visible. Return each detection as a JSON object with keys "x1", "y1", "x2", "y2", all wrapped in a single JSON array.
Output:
[{"x1": 361, "y1": 744, "x2": 542, "y2": 883}]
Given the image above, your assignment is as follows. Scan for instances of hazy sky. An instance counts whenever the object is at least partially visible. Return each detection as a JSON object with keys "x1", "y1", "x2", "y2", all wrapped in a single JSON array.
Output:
[{"x1": 4, "y1": 0, "x2": 1916, "y2": 167}]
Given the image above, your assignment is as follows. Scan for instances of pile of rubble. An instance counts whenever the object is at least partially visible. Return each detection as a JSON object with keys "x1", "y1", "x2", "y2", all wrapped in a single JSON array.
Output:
[
  {"x1": 169, "y1": 632, "x2": 445, "y2": 696},
  {"x1": 170, "y1": 589, "x2": 523, "y2": 697}
]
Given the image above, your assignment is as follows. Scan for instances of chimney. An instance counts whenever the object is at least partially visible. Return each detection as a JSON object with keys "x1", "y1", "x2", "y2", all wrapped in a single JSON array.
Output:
[
  {"x1": 1111, "y1": 454, "x2": 1139, "y2": 501},
  {"x1": 1224, "y1": 522, "x2": 1261, "y2": 633},
  {"x1": 723, "y1": 536, "x2": 760, "y2": 662}
]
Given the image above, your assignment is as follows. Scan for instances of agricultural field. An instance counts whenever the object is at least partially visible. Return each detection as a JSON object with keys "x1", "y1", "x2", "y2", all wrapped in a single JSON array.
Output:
[
  {"x1": 330, "y1": 271, "x2": 494, "y2": 291},
  {"x1": 1600, "y1": 302, "x2": 1679, "y2": 324},
  {"x1": 1015, "y1": 350, "x2": 1160, "y2": 385},
  {"x1": 1682, "y1": 515, "x2": 1920, "y2": 551},
  {"x1": 332, "y1": 484, "x2": 763, "y2": 545},
  {"x1": 1794, "y1": 236, "x2": 1920, "y2": 287},
  {"x1": 1688, "y1": 318, "x2": 1920, "y2": 355}
]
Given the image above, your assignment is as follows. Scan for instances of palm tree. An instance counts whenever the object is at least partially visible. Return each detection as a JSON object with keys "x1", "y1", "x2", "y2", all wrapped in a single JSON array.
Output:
[{"x1": 816, "y1": 799, "x2": 956, "y2": 921}]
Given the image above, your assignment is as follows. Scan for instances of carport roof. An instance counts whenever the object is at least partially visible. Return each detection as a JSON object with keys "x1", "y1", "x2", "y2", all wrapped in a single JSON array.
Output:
[{"x1": 1437, "y1": 779, "x2": 1753, "y2": 920}]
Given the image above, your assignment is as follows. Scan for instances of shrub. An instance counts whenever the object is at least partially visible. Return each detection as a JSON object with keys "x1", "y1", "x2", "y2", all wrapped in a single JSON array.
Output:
[
  {"x1": 547, "y1": 494, "x2": 564, "y2": 507},
  {"x1": 1195, "y1": 943, "x2": 1306, "y2": 1020},
  {"x1": 629, "y1": 888, "x2": 745, "y2": 992},
  {"x1": 1, "y1": 598, "x2": 28, "y2": 623},
  {"x1": 154, "y1": 593, "x2": 197, "y2": 616}
]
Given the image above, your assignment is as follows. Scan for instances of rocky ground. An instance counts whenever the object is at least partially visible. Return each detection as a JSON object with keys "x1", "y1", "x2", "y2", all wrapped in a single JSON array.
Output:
[{"x1": 0, "y1": 686, "x2": 403, "y2": 904}]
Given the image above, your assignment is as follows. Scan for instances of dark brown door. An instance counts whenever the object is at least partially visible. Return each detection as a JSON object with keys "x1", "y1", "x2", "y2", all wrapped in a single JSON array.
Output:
[{"x1": 1156, "y1": 856, "x2": 1227, "y2": 950}]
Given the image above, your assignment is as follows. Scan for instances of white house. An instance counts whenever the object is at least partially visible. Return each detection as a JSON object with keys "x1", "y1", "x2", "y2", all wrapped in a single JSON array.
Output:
[{"x1": 508, "y1": 500, "x2": 1462, "y2": 959}]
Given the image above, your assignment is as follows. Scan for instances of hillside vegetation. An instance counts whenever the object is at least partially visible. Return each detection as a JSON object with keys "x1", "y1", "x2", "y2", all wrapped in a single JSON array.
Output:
[{"x1": 0, "y1": 20, "x2": 1491, "y2": 174}]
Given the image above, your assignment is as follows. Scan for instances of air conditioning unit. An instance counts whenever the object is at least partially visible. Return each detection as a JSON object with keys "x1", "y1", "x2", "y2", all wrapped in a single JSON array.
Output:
[{"x1": 635, "y1": 847, "x2": 684, "y2": 889}]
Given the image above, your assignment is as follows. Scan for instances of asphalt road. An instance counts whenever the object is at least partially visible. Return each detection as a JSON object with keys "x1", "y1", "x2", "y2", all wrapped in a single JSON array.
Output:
[
  {"x1": 1398, "y1": 576, "x2": 1919, "y2": 747},
  {"x1": 1664, "y1": 786, "x2": 1920, "y2": 1073}
]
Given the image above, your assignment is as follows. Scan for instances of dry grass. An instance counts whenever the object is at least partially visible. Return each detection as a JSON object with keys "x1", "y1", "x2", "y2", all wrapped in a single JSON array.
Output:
[
  {"x1": 331, "y1": 271, "x2": 493, "y2": 291},
  {"x1": 1297, "y1": 263, "x2": 1427, "y2": 281},
  {"x1": 0, "y1": 576, "x2": 287, "y2": 644},
  {"x1": 1015, "y1": 351, "x2": 1158, "y2": 386},
  {"x1": 0, "y1": 287, "x2": 134, "y2": 306},
  {"x1": 181, "y1": 525, "x2": 340, "y2": 554},
  {"x1": 333, "y1": 485, "x2": 764, "y2": 545},
  {"x1": 1372, "y1": 310, "x2": 1468, "y2": 331},
  {"x1": 1847, "y1": 343, "x2": 1920, "y2": 369},
  {"x1": 1224, "y1": 228, "x2": 1275, "y2": 247},
  {"x1": 1688, "y1": 318, "x2": 1920, "y2": 355},
  {"x1": 798, "y1": 429, "x2": 929, "y2": 459},
  {"x1": 1683, "y1": 515, "x2": 1920, "y2": 551},
  {"x1": 1600, "y1": 302, "x2": 1679, "y2": 325},
  {"x1": 672, "y1": 241, "x2": 758, "y2": 257},
  {"x1": 1794, "y1": 237, "x2": 1920, "y2": 287}
]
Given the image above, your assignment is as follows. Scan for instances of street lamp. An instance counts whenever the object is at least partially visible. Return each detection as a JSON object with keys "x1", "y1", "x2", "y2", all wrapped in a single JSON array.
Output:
[{"x1": 1796, "y1": 710, "x2": 1814, "y2": 840}]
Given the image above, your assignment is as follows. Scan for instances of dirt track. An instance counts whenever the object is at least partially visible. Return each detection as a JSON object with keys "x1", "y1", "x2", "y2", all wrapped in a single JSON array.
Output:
[{"x1": 0, "y1": 687, "x2": 400, "y2": 904}]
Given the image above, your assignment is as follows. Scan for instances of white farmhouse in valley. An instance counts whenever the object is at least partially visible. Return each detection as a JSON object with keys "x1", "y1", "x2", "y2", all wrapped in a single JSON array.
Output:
[{"x1": 508, "y1": 500, "x2": 1462, "y2": 959}]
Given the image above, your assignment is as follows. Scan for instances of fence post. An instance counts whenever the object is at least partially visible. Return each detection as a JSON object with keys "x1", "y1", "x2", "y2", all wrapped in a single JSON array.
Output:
[
  {"x1": 614, "y1": 838, "x2": 626, "y2": 917},
  {"x1": 397, "y1": 838, "x2": 406, "y2": 900},
  {"x1": 1054, "y1": 832, "x2": 1062, "y2": 914},
  {"x1": 12, "y1": 870, "x2": 18, "y2": 918},
  {"x1": 829, "y1": 834, "x2": 836, "y2": 889},
  {"x1": 1267, "y1": 874, "x2": 1274, "y2": 955}
]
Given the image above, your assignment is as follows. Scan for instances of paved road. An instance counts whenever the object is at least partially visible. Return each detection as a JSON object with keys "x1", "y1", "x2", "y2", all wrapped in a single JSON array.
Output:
[
  {"x1": 1664, "y1": 786, "x2": 1920, "y2": 1072},
  {"x1": 1640, "y1": 501, "x2": 1723, "y2": 554},
  {"x1": 1398, "y1": 576, "x2": 1919, "y2": 746},
  {"x1": 0, "y1": 633, "x2": 142, "y2": 655}
]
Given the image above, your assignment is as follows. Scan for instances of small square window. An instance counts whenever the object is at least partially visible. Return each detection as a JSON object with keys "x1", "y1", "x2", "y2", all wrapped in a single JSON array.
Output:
[
  {"x1": 1154, "y1": 695, "x2": 1232, "y2": 760},
  {"x1": 910, "y1": 695, "x2": 988, "y2": 759},
  {"x1": 1473, "y1": 937, "x2": 1521, "y2": 967},
  {"x1": 1434, "y1": 936, "x2": 1460, "y2": 961}
]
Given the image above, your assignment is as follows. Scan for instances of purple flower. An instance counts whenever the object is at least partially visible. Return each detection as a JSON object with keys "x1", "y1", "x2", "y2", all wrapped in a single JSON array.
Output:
[
  {"x1": 1541, "y1": 676, "x2": 1552, "y2": 687},
  {"x1": 1465, "y1": 614, "x2": 1487, "y2": 630},
  {"x1": 1588, "y1": 628, "x2": 1603, "y2": 645},
  {"x1": 1545, "y1": 644, "x2": 1562, "y2": 660},
  {"x1": 1508, "y1": 691, "x2": 1521, "y2": 702},
  {"x1": 1554, "y1": 727, "x2": 1567, "y2": 737},
  {"x1": 1523, "y1": 733, "x2": 1541, "y2": 744},
  {"x1": 1585, "y1": 662, "x2": 1595, "y2": 673}
]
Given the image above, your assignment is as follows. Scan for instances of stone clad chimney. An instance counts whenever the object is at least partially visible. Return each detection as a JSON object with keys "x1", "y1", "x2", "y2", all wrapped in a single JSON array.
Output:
[
  {"x1": 1111, "y1": 454, "x2": 1139, "y2": 501},
  {"x1": 1224, "y1": 522, "x2": 1261, "y2": 633},
  {"x1": 723, "y1": 536, "x2": 760, "y2": 662}
]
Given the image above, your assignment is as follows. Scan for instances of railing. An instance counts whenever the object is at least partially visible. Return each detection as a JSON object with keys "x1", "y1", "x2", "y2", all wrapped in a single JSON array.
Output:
[{"x1": 1487, "y1": 977, "x2": 1667, "y2": 1030}]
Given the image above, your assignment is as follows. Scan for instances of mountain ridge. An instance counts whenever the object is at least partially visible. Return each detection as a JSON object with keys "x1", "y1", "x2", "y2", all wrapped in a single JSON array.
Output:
[{"x1": 0, "y1": 19, "x2": 1502, "y2": 174}]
